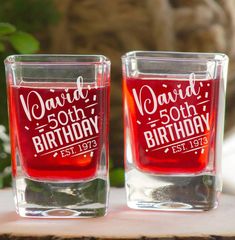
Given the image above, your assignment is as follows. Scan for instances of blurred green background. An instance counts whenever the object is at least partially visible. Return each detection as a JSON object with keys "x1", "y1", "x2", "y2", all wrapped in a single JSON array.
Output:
[{"x1": 1, "y1": 0, "x2": 235, "y2": 188}]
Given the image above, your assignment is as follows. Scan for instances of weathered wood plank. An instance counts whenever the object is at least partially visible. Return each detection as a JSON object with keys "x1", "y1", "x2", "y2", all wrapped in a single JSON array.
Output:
[{"x1": 0, "y1": 189, "x2": 235, "y2": 239}]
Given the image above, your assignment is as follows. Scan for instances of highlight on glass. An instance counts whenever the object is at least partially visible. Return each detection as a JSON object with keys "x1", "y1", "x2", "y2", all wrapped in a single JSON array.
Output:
[
  {"x1": 122, "y1": 51, "x2": 228, "y2": 211},
  {"x1": 5, "y1": 54, "x2": 110, "y2": 218}
]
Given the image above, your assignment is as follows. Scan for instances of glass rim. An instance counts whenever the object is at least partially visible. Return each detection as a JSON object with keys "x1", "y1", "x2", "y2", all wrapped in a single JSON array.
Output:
[
  {"x1": 121, "y1": 51, "x2": 229, "y2": 63},
  {"x1": 4, "y1": 54, "x2": 111, "y2": 66}
]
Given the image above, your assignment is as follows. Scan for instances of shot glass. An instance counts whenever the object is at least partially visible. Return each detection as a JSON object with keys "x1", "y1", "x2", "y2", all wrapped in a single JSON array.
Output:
[
  {"x1": 5, "y1": 54, "x2": 110, "y2": 217},
  {"x1": 122, "y1": 51, "x2": 228, "y2": 211}
]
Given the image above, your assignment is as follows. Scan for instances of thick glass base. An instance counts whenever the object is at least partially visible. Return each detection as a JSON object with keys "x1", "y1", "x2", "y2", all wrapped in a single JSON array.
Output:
[
  {"x1": 13, "y1": 177, "x2": 108, "y2": 218},
  {"x1": 126, "y1": 169, "x2": 220, "y2": 211}
]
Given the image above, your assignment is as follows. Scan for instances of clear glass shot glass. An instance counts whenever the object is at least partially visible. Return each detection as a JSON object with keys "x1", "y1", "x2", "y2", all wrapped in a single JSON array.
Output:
[
  {"x1": 5, "y1": 55, "x2": 110, "y2": 218},
  {"x1": 122, "y1": 51, "x2": 228, "y2": 211}
]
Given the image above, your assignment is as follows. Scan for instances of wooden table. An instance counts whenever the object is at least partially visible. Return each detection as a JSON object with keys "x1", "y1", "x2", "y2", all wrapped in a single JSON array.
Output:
[{"x1": 0, "y1": 188, "x2": 235, "y2": 239}]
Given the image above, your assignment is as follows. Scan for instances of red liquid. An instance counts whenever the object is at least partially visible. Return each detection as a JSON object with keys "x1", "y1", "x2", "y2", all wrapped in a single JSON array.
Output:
[
  {"x1": 8, "y1": 82, "x2": 109, "y2": 181},
  {"x1": 124, "y1": 77, "x2": 219, "y2": 174}
]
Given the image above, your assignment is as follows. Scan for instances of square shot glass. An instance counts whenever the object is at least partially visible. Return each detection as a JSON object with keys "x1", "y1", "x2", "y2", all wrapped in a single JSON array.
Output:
[
  {"x1": 122, "y1": 51, "x2": 228, "y2": 211},
  {"x1": 5, "y1": 54, "x2": 110, "y2": 217}
]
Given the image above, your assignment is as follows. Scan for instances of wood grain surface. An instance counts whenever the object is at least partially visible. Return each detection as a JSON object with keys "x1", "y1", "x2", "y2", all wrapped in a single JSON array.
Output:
[{"x1": 0, "y1": 188, "x2": 235, "y2": 239}]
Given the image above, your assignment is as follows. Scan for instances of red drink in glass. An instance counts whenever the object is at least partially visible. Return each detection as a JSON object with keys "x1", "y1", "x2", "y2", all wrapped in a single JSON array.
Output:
[
  {"x1": 5, "y1": 54, "x2": 110, "y2": 217},
  {"x1": 122, "y1": 51, "x2": 228, "y2": 211},
  {"x1": 9, "y1": 83, "x2": 109, "y2": 180},
  {"x1": 124, "y1": 77, "x2": 219, "y2": 174}
]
